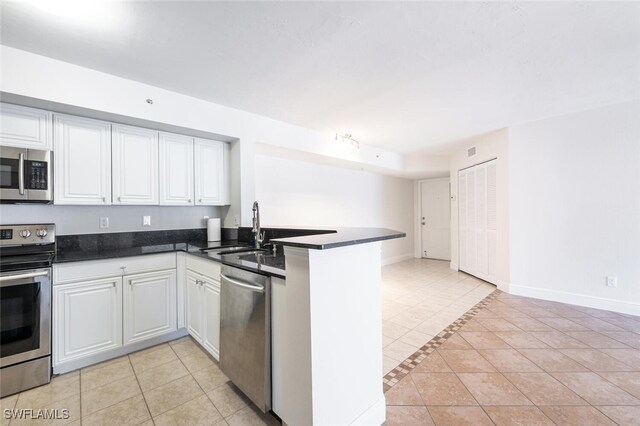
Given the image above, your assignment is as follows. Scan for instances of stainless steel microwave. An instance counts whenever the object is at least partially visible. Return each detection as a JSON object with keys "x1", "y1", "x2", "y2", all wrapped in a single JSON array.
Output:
[{"x1": 0, "y1": 147, "x2": 52, "y2": 203}]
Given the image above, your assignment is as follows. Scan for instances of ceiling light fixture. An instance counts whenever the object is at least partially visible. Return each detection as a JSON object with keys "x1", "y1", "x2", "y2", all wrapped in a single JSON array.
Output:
[{"x1": 335, "y1": 133, "x2": 360, "y2": 151}]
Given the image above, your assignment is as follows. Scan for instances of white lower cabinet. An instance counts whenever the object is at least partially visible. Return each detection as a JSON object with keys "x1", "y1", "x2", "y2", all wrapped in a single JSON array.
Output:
[
  {"x1": 123, "y1": 269, "x2": 177, "y2": 346},
  {"x1": 52, "y1": 254, "x2": 179, "y2": 371},
  {"x1": 186, "y1": 270, "x2": 204, "y2": 342},
  {"x1": 202, "y1": 280, "x2": 221, "y2": 359},
  {"x1": 185, "y1": 257, "x2": 221, "y2": 360},
  {"x1": 53, "y1": 277, "x2": 123, "y2": 365}
]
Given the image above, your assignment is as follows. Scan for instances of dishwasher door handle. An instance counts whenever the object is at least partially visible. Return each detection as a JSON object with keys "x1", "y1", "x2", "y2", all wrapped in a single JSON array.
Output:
[{"x1": 220, "y1": 273, "x2": 265, "y2": 293}]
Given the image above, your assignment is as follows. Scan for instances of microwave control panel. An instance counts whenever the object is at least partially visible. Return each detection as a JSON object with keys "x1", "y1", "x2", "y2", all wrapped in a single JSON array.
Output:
[{"x1": 26, "y1": 161, "x2": 48, "y2": 190}]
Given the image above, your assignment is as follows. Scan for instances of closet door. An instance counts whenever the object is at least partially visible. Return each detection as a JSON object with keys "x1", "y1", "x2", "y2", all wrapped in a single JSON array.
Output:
[{"x1": 458, "y1": 159, "x2": 497, "y2": 284}]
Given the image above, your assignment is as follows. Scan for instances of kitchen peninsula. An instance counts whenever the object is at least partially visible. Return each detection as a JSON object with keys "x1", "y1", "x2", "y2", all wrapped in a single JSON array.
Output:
[
  {"x1": 272, "y1": 228, "x2": 404, "y2": 426},
  {"x1": 51, "y1": 225, "x2": 404, "y2": 425}
]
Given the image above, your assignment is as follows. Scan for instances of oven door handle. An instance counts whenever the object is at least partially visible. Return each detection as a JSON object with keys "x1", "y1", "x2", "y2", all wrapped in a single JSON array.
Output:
[
  {"x1": 0, "y1": 270, "x2": 49, "y2": 282},
  {"x1": 18, "y1": 152, "x2": 25, "y2": 195}
]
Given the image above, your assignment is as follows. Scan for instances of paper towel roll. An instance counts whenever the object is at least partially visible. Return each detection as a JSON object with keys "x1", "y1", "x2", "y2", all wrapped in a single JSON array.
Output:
[{"x1": 207, "y1": 218, "x2": 221, "y2": 242}]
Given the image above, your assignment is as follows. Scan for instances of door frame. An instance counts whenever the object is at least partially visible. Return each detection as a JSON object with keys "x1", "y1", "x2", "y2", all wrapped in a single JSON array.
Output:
[{"x1": 416, "y1": 177, "x2": 451, "y2": 260}]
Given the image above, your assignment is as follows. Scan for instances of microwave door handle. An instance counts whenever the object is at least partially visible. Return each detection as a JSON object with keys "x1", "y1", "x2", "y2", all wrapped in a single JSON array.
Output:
[{"x1": 18, "y1": 152, "x2": 25, "y2": 195}]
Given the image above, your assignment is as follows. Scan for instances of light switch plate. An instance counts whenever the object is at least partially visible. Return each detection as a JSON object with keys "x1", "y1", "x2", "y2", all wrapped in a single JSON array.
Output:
[
  {"x1": 99, "y1": 217, "x2": 109, "y2": 229},
  {"x1": 143, "y1": 216, "x2": 151, "y2": 226}
]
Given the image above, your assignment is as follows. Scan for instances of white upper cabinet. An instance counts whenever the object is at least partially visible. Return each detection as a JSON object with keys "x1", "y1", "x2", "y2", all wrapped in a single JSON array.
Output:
[
  {"x1": 54, "y1": 114, "x2": 112, "y2": 205},
  {"x1": 112, "y1": 124, "x2": 159, "y2": 205},
  {"x1": 159, "y1": 132, "x2": 194, "y2": 206},
  {"x1": 194, "y1": 138, "x2": 229, "y2": 206},
  {"x1": 0, "y1": 103, "x2": 53, "y2": 150}
]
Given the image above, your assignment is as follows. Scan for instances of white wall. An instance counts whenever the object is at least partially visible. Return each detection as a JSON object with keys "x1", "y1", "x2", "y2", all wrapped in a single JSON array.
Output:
[
  {"x1": 0, "y1": 205, "x2": 219, "y2": 235},
  {"x1": 509, "y1": 100, "x2": 640, "y2": 315},
  {"x1": 255, "y1": 154, "x2": 415, "y2": 264},
  {"x1": 0, "y1": 46, "x2": 407, "y2": 228},
  {"x1": 0, "y1": 46, "x2": 414, "y2": 258},
  {"x1": 449, "y1": 129, "x2": 510, "y2": 290}
]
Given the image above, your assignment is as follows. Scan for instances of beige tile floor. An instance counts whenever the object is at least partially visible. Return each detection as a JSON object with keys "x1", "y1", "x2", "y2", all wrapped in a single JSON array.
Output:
[
  {"x1": 0, "y1": 337, "x2": 279, "y2": 426},
  {"x1": 0, "y1": 258, "x2": 493, "y2": 426},
  {"x1": 384, "y1": 290, "x2": 640, "y2": 425},
  {"x1": 381, "y1": 259, "x2": 496, "y2": 375}
]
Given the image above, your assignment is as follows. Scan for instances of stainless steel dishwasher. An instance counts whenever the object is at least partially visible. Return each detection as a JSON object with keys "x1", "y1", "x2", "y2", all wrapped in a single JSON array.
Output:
[{"x1": 219, "y1": 265, "x2": 271, "y2": 412}]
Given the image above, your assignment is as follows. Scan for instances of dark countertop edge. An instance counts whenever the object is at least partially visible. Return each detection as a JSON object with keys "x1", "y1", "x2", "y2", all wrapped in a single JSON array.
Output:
[
  {"x1": 54, "y1": 241, "x2": 286, "y2": 279},
  {"x1": 194, "y1": 253, "x2": 286, "y2": 280},
  {"x1": 270, "y1": 228, "x2": 406, "y2": 250}
]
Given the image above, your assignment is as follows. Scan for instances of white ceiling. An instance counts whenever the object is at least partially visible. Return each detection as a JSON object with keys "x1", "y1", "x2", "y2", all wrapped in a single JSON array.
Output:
[{"x1": 1, "y1": 1, "x2": 639, "y2": 154}]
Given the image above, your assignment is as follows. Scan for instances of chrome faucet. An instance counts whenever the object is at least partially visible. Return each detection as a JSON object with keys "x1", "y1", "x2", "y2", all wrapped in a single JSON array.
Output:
[{"x1": 252, "y1": 201, "x2": 265, "y2": 248}]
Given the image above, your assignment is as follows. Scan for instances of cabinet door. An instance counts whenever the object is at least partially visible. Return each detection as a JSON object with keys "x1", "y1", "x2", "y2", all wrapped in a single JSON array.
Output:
[
  {"x1": 194, "y1": 138, "x2": 228, "y2": 206},
  {"x1": 112, "y1": 124, "x2": 159, "y2": 205},
  {"x1": 186, "y1": 270, "x2": 203, "y2": 343},
  {"x1": 202, "y1": 279, "x2": 221, "y2": 360},
  {"x1": 123, "y1": 269, "x2": 177, "y2": 346},
  {"x1": 53, "y1": 277, "x2": 123, "y2": 366},
  {"x1": 0, "y1": 103, "x2": 52, "y2": 150},
  {"x1": 54, "y1": 114, "x2": 111, "y2": 205},
  {"x1": 159, "y1": 132, "x2": 194, "y2": 205}
]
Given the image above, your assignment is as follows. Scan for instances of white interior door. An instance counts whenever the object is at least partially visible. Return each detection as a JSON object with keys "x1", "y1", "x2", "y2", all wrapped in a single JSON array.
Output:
[
  {"x1": 458, "y1": 159, "x2": 498, "y2": 284},
  {"x1": 420, "y1": 179, "x2": 451, "y2": 260}
]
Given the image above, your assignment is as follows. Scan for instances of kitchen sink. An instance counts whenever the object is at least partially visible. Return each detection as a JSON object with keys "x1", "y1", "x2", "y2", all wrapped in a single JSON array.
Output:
[
  {"x1": 215, "y1": 247, "x2": 268, "y2": 255},
  {"x1": 238, "y1": 252, "x2": 276, "y2": 260}
]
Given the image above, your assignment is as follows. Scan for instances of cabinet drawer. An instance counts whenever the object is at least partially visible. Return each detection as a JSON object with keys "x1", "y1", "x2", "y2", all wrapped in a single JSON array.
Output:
[
  {"x1": 186, "y1": 254, "x2": 221, "y2": 281},
  {"x1": 54, "y1": 253, "x2": 177, "y2": 284}
]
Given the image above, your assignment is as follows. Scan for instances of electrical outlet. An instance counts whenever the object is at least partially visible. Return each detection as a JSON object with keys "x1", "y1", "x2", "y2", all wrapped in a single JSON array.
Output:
[
  {"x1": 234, "y1": 215, "x2": 240, "y2": 226},
  {"x1": 143, "y1": 216, "x2": 151, "y2": 226},
  {"x1": 99, "y1": 217, "x2": 109, "y2": 229},
  {"x1": 606, "y1": 276, "x2": 618, "y2": 288}
]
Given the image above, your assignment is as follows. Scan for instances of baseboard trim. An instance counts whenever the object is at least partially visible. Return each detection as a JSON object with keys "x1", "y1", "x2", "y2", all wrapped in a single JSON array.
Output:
[
  {"x1": 510, "y1": 284, "x2": 640, "y2": 316},
  {"x1": 382, "y1": 253, "x2": 415, "y2": 266},
  {"x1": 350, "y1": 395, "x2": 386, "y2": 426}
]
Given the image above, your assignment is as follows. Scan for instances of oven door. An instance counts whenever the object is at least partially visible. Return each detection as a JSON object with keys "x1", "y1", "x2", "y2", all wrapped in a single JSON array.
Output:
[
  {"x1": 0, "y1": 147, "x2": 28, "y2": 202},
  {"x1": 0, "y1": 268, "x2": 51, "y2": 367}
]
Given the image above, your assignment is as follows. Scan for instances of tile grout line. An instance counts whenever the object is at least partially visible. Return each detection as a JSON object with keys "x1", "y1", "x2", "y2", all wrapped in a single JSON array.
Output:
[
  {"x1": 167, "y1": 340, "x2": 228, "y2": 422},
  {"x1": 383, "y1": 289, "x2": 501, "y2": 392},
  {"x1": 127, "y1": 354, "x2": 156, "y2": 426},
  {"x1": 79, "y1": 351, "x2": 170, "y2": 422}
]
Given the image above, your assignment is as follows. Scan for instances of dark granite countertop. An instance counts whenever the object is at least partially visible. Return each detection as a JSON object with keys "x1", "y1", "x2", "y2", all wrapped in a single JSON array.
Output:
[
  {"x1": 270, "y1": 227, "x2": 405, "y2": 250},
  {"x1": 55, "y1": 240, "x2": 287, "y2": 279},
  {"x1": 52, "y1": 226, "x2": 405, "y2": 278},
  {"x1": 194, "y1": 248, "x2": 286, "y2": 279},
  {"x1": 53, "y1": 228, "x2": 287, "y2": 278}
]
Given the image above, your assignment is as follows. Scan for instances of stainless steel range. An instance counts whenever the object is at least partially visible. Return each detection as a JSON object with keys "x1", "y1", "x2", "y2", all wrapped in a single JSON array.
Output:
[{"x1": 0, "y1": 223, "x2": 55, "y2": 398}]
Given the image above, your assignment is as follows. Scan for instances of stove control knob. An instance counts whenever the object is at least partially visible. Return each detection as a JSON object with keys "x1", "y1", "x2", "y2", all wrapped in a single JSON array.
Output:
[
  {"x1": 36, "y1": 229, "x2": 48, "y2": 238},
  {"x1": 19, "y1": 229, "x2": 31, "y2": 238}
]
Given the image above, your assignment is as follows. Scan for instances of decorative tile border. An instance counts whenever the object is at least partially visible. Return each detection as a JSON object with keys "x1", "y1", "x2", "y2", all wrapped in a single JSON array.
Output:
[{"x1": 382, "y1": 289, "x2": 501, "y2": 392}]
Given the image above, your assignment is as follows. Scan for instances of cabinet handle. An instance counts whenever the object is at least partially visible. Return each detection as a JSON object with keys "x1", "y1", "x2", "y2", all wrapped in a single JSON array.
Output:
[
  {"x1": 188, "y1": 199, "x2": 192, "y2": 203},
  {"x1": 118, "y1": 196, "x2": 122, "y2": 202},
  {"x1": 102, "y1": 197, "x2": 106, "y2": 203}
]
